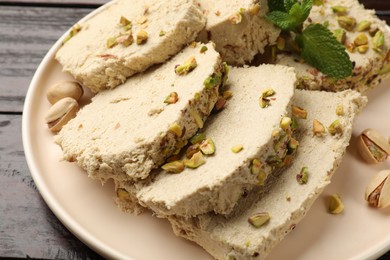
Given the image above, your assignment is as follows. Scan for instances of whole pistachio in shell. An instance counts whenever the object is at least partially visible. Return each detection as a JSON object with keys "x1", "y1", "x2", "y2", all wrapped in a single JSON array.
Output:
[
  {"x1": 357, "y1": 129, "x2": 390, "y2": 164},
  {"x1": 365, "y1": 170, "x2": 390, "y2": 208},
  {"x1": 46, "y1": 80, "x2": 84, "y2": 104},
  {"x1": 45, "y1": 97, "x2": 79, "y2": 132}
]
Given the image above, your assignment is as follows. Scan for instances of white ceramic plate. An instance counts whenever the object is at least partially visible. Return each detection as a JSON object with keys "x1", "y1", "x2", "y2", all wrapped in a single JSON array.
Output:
[{"x1": 22, "y1": 4, "x2": 390, "y2": 260}]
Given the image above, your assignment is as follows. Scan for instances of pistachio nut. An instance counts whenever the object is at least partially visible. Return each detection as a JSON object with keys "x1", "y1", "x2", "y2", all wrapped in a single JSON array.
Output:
[
  {"x1": 190, "y1": 133, "x2": 206, "y2": 144},
  {"x1": 328, "y1": 193, "x2": 344, "y2": 214},
  {"x1": 46, "y1": 80, "x2": 84, "y2": 104},
  {"x1": 372, "y1": 30, "x2": 385, "y2": 53},
  {"x1": 260, "y1": 87, "x2": 276, "y2": 108},
  {"x1": 231, "y1": 144, "x2": 243, "y2": 153},
  {"x1": 280, "y1": 117, "x2": 292, "y2": 132},
  {"x1": 313, "y1": 119, "x2": 325, "y2": 136},
  {"x1": 229, "y1": 12, "x2": 242, "y2": 24},
  {"x1": 276, "y1": 36, "x2": 286, "y2": 51},
  {"x1": 296, "y1": 166, "x2": 309, "y2": 185},
  {"x1": 249, "y1": 3, "x2": 261, "y2": 15},
  {"x1": 107, "y1": 36, "x2": 118, "y2": 48},
  {"x1": 189, "y1": 108, "x2": 204, "y2": 128},
  {"x1": 164, "y1": 92, "x2": 179, "y2": 104},
  {"x1": 336, "y1": 104, "x2": 344, "y2": 116},
  {"x1": 199, "y1": 138, "x2": 216, "y2": 155},
  {"x1": 357, "y1": 20, "x2": 371, "y2": 32},
  {"x1": 169, "y1": 122, "x2": 182, "y2": 137},
  {"x1": 357, "y1": 129, "x2": 390, "y2": 164},
  {"x1": 45, "y1": 97, "x2": 79, "y2": 132},
  {"x1": 248, "y1": 212, "x2": 270, "y2": 228},
  {"x1": 292, "y1": 106, "x2": 307, "y2": 119},
  {"x1": 222, "y1": 90, "x2": 233, "y2": 100},
  {"x1": 200, "y1": 45, "x2": 208, "y2": 53},
  {"x1": 136, "y1": 30, "x2": 148, "y2": 45},
  {"x1": 116, "y1": 32, "x2": 134, "y2": 47},
  {"x1": 116, "y1": 188, "x2": 129, "y2": 199},
  {"x1": 251, "y1": 159, "x2": 262, "y2": 175},
  {"x1": 159, "y1": 30, "x2": 166, "y2": 37},
  {"x1": 265, "y1": 155, "x2": 283, "y2": 168},
  {"x1": 186, "y1": 143, "x2": 200, "y2": 159},
  {"x1": 365, "y1": 170, "x2": 390, "y2": 208},
  {"x1": 353, "y1": 33, "x2": 368, "y2": 46},
  {"x1": 357, "y1": 45, "x2": 369, "y2": 54},
  {"x1": 344, "y1": 41, "x2": 355, "y2": 53},
  {"x1": 204, "y1": 73, "x2": 222, "y2": 89},
  {"x1": 337, "y1": 16, "x2": 356, "y2": 31},
  {"x1": 332, "y1": 6, "x2": 348, "y2": 16},
  {"x1": 63, "y1": 24, "x2": 81, "y2": 44},
  {"x1": 214, "y1": 97, "x2": 227, "y2": 111},
  {"x1": 185, "y1": 151, "x2": 206, "y2": 168},
  {"x1": 328, "y1": 119, "x2": 343, "y2": 136},
  {"x1": 162, "y1": 160, "x2": 185, "y2": 173},
  {"x1": 175, "y1": 56, "x2": 197, "y2": 75}
]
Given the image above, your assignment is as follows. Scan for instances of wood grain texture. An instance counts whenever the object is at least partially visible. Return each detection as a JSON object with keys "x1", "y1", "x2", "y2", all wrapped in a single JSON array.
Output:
[
  {"x1": 0, "y1": 6, "x2": 91, "y2": 112},
  {"x1": 0, "y1": 115, "x2": 104, "y2": 259}
]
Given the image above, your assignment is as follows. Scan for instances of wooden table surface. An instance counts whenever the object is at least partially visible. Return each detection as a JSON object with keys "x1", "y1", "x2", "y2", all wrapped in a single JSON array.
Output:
[{"x1": 0, "y1": 1, "x2": 389, "y2": 259}]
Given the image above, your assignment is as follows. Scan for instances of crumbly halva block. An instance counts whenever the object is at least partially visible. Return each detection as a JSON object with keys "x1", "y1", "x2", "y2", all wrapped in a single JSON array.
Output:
[
  {"x1": 55, "y1": 0, "x2": 205, "y2": 93},
  {"x1": 116, "y1": 65, "x2": 296, "y2": 217},
  {"x1": 55, "y1": 43, "x2": 224, "y2": 183},
  {"x1": 168, "y1": 89, "x2": 367, "y2": 260},
  {"x1": 197, "y1": 0, "x2": 281, "y2": 65},
  {"x1": 276, "y1": 0, "x2": 390, "y2": 92}
]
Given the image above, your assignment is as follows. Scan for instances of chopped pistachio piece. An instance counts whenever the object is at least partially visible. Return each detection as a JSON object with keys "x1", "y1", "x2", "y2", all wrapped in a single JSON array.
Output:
[
  {"x1": 337, "y1": 16, "x2": 356, "y2": 31},
  {"x1": 159, "y1": 30, "x2": 166, "y2": 37},
  {"x1": 186, "y1": 143, "x2": 200, "y2": 159},
  {"x1": 257, "y1": 171, "x2": 267, "y2": 186},
  {"x1": 280, "y1": 117, "x2": 292, "y2": 131},
  {"x1": 292, "y1": 106, "x2": 307, "y2": 119},
  {"x1": 231, "y1": 144, "x2": 243, "y2": 153},
  {"x1": 313, "y1": 119, "x2": 325, "y2": 136},
  {"x1": 190, "y1": 133, "x2": 206, "y2": 144},
  {"x1": 137, "y1": 15, "x2": 148, "y2": 25},
  {"x1": 162, "y1": 160, "x2": 185, "y2": 173},
  {"x1": 248, "y1": 3, "x2": 261, "y2": 15},
  {"x1": 214, "y1": 97, "x2": 226, "y2": 111},
  {"x1": 288, "y1": 138, "x2": 299, "y2": 154},
  {"x1": 222, "y1": 90, "x2": 233, "y2": 100},
  {"x1": 116, "y1": 33, "x2": 134, "y2": 47},
  {"x1": 248, "y1": 212, "x2": 270, "y2": 228},
  {"x1": 296, "y1": 166, "x2": 309, "y2": 185},
  {"x1": 354, "y1": 33, "x2": 368, "y2": 46},
  {"x1": 185, "y1": 151, "x2": 206, "y2": 168},
  {"x1": 107, "y1": 36, "x2": 118, "y2": 48},
  {"x1": 345, "y1": 41, "x2": 355, "y2": 53},
  {"x1": 189, "y1": 108, "x2": 203, "y2": 128},
  {"x1": 200, "y1": 138, "x2": 216, "y2": 155},
  {"x1": 332, "y1": 28, "x2": 346, "y2": 44},
  {"x1": 63, "y1": 24, "x2": 81, "y2": 44},
  {"x1": 291, "y1": 117, "x2": 299, "y2": 131},
  {"x1": 120, "y1": 16, "x2": 131, "y2": 26},
  {"x1": 332, "y1": 6, "x2": 348, "y2": 16},
  {"x1": 204, "y1": 73, "x2": 222, "y2": 89},
  {"x1": 175, "y1": 56, "x2": 197, "y2": 75},
  {"x1": 328, "y1": 119, "x2": 343, "y2": 136},
  {"x1": 276, "y1": 37, "x2": 286, "y2": 50},
  {"x1": 336, "y1": 105, "x2": 344, "y2": 116},
  {"x1": 357, "y1": 20, "x2": 371, "y2": 32},
  {"x1": 164, "y1": 92, "x2": 179, "y2": 104},
  {"x1": 136, "y1": 30, "x2": 148, "y2": 45},
  {"x1": 169, "y1": 122, "x2": 182, "y2": 137},
  {"x1": 251, "y1": 159, "x2": 262, "y2": 175},
  {"x1": 328, "y1": 193, "x2": 344, "y2": 214},
  {"x1": 200, "y1": 45, "x2": 208, "y2": 53},
  {"x1": 116, "y1": 188, "x2": 129, "y2": 199},
  {"x1": 266, "y1": 155, "x2": 283, "y2": 167},
  {"x1": 260, "y1": 88, "x2": 276, "y2": 108},
  {"x1": 372, "y1": 30, "x2": 385, "y2": 53},
  {"x1": 194, "y1": 92, "x2": 201, "y2": 100},
  {"x1": 229, "y1": 12, "x2": 242, "y2": 24},
  {"x1": 357, "y1": 45, "x2": 369, "y2": 54}
]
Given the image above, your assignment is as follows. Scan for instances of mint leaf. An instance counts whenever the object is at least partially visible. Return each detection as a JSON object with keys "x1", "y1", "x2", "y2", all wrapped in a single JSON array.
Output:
[
  {"x1": 268, "y1": 0, "x2": 287, "y2": 12},
  {"x1": 297, "y1": 24, "x2": 352, "y2": 79},
  {"x1": 267, "y1": 0, "x2": 312, "y2": 32}
]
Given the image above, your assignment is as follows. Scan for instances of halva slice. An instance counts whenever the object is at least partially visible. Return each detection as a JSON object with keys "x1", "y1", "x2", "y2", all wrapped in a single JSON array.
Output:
[
  {"x1": 276, "y1": 0, "x2": 390, "y2": 92},
  {"x1": 197, "y1": 0, "x2": 280, "y2": 65},
  {"x1": 168, "y1": 89, "x2": 367, "y2": 260},
  {"x1": 55, "y1": 0, "x2": 205, "y2": 93},
  {"x1": 55, "y1": 43, "x2": 225, "y2": 183},
  {"x1": 116, "y1": 65, "x2": 296, "y2": 216}
]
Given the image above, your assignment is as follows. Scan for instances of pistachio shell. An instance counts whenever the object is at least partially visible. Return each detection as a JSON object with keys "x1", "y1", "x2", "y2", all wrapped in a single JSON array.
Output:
[
  {"x1": 46, "y1": 80, "x2": 83, "y2": 104},
  {"x1": 45, "y1": 97, "x2": 79, "y2": 132},
  {"x1": 365, "y1": 170, "x2": 390, "y2": 208},
  {"x1": 362, "y1": 129, "x2": 390, "y2": 155}
]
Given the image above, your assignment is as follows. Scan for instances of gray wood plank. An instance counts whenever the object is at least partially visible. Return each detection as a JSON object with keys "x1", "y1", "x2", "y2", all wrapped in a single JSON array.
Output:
[
  {"x1": 0, "y1": 6, "x2": 92, "y2": 112},
  {"x1": 0, "y1": 114, "x2": 104, "y2": 259}
]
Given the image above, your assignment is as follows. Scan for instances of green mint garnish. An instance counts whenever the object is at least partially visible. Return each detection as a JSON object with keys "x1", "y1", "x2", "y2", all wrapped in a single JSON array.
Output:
[{"x1": 266, "y1": 0, "x2": 352, "y2": 79}]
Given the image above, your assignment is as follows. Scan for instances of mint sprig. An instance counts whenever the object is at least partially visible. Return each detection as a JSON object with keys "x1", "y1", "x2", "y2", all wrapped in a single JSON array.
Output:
[{"x1": 267, "y1": 0, "x2": 352, "y2": 79}]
